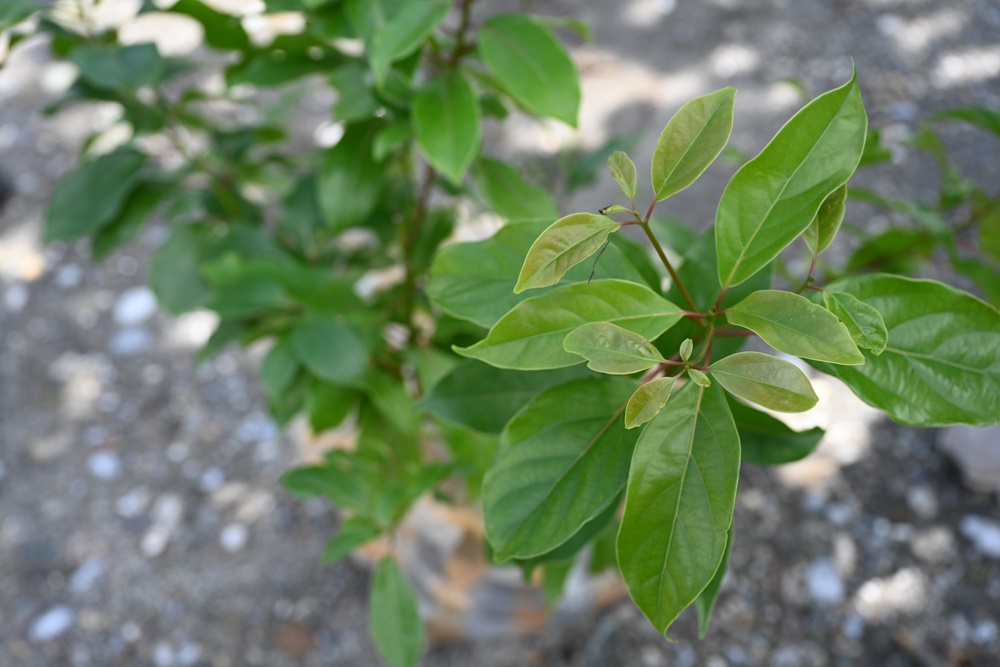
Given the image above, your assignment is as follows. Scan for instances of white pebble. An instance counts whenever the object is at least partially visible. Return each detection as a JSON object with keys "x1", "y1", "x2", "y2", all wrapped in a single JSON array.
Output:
[
  {"x1": 906, "y1": 486, "x2": 938, "y2": 520},
  {"x1": 141, "y1": 525, "x2": 171, "y2": 559},
  {"x1": 88, "y1": 451, "x2": 121, "y2": 480},
  {"x1": 152, "y1": 494, "x2": 184, "y2": 526},
  {"x1": 121, "y1": 622, "x2": 142, "y2": 643},
  {"x1": 109, "y1": 328, "x2": 153, "y2": 356},
  {"x1": 116, "y1": 487, "x2": 151, "y2": 518},
  {"x1": 29, "y1": 606, "x2": 75, "y2": 642},
  {"x1": 198, "y1": 467, "x2": 224, "y2": 493},
  {"x1": 113, "y1": 286, "x2": 157, "y2": 326},
  {"x1": 153, "y1": 641, "x2": 175, "y2": 667},
  {"x1": 3, "y1": 283, "x2": 28, "y2": 312},
  {"x1": 805, "y1": 557, "x2": 844, "y2": 605},
  {"x1": 69, "y1": 558, "x2": 105, "y2": 594},
  {"x1": 960, "y1": 516, "x2": 1000, "y2": 558},
  {"x1": 55, "y1": 264, "x2": 83, "y2": 289},
  {"x1": 219, "y1": 523, "x2": 249, "y2": 553}
]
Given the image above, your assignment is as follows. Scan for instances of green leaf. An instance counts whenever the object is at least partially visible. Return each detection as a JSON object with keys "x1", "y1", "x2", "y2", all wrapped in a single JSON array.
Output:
[
  {"x1": 306, "y1": 378, "x2": 359, "y2": 432},
  {"x1": 0, "y1": 1, "x2": 37, "y2": 31},
  {"x1": 846, "y1": 227, "x2": 935, "y2": 275},
  {"x1": 727, "y1": 290, "x2": 865, "y2": 365},
  {"x1": 148, "y1": 226, "x2": 210, "y2": 314},
  {"x1": 727, "y1": 395, "x2": 824, "y2": 466},
  {"x1": 651, "y1": 87, "x2": 736, "y2": 201},
  {"x1": 564, "y1": 322, "x2": 664, "y2": 375},
  {"x1": 980, "y1": 204, "x2": 1000, "y2": 265},
  {"x1": 282, "y1": 458, "x2": 377, "y2": 514},
  {"x1": 710, "y1": 351, "x2": 818, "y2": 412},
  {"x1": 345, "y1": 0, "x2": 407, "y2": 44},
  {"x1": 617, "y1": 382, "x2": 740, "y2": 635},
  {"x1": 512, "y1": 497, "x2": 619, "y2": 575},
  {"x1": 808, "y1": 274, "x2": 1000, "y2": 427},
  {"x1": 694, "y1": 525, "x2": 732, "y2": 638},
  {"x1": 317, "y1": 121, "x2": 383, "y2": 230},
  {"x1": 935, "y1": 106, "x2": 1000, "y2": 139},
  {"x1": 600, "y1": 204, "x2": 632, "y2": 215},
  {"x1": 455, "y1": 280, "x2": 684, "y2": 370},
  {"x1": 428, "y1": 221, "x2": 656, "y2": 328},
  {"x1": 716, "y1": 72, "x2": 867, "y2": 287},
  {"x1": 679, "y1": 338, "x2": 693, "y2": 362},
  {"x1": 369, "y1": 557, "x2": 425, "y2": 667},
  {"x1": 822, "y1": 290, "x2": 887, "y2": 354},
  {"x1": 168, "y1": 0, "x2": 251, "y2": 51},
  {"x1": 291, "y1": 316, "x2": 369, "y2": 386},
  {"x1": 478, "y1": 14, "x2": 580, "y2": 127},
  {"x1": 473, "y1": 157, "x2": 560, "y2": 222},
  {"x1": 514, "y1": 213, "x2": 619, "y2": 293},
  {"x1": 371, "y1": 0, "x2": 451, "y2": 86},
  {"x1": 419, "y1": 361, "x2": 586, "y2": 434},
  {"x1": 92, "y1": 180, "x2": 171, "y2": 260},
  {"x1": 70, "y1": 43, "x2": 165, "y2": 90},
  {"x1": 261, "y1": 338, "x2": 300, "y2": 400},
  {"x1": 330, "y1": 62, "x2": 380, "y2": 121},
  {"x1": 323, "y1": 516, "x2": 382, "y2": 563},
  {"x1": 373, "y1": 119, "x2": 411, "y2": 160},
  {"x1": 483, "y1": 377, "x2": 638, "y2": 560},
  {"x1": 804, "y1": 184, "x2": 848, "y2": 255},
  {"x1": 45, "y1": 148, "x2": 147, "y2": 242},
  {"x1": 609, "y1": 150, "x2": 637, "y2": 200},
  {"x1": 688, "y1": 368, "x2": 711, "y2": 387},
  {"x1": 412, "y1": 70, "x2": 481, "y2": 185},
  {"x1": 624, "y1": 377, "x2": 676, "y2": 429}
]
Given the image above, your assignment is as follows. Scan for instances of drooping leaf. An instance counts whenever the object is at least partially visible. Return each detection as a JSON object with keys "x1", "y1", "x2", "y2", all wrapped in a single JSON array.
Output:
[
  {"x1": 478, "y1": 14, "x2": 580, "y2": 126},
  {"x1": 624, "y1": 376, "x2": 676, "y2": 429},
  {"x1": 609, "y1": 150, "x2": 638, "y2": 200},
  {"x1": 317, "y1": 121, "x2": 383, "y2": 230},
  {"x1": 515, "y1": 213, "x2": 619, "y2": 293},
  {"x1": 323, "y1": 516, "x2": 382, "y2": 563},
  {"x1": 92, "y1": 180, "x2": 171, "y2": 260},
  {"x1": 709, "y1": 351, "x2": 818, "y2": 412},
  {"x1": 455, "y1": 280, "x2": 684, "y2": 370},
  {"x1": 716, "y1": 72, "x2": 867, "y2": 287},
  {"x1": 822, "y1": 290, "x2": 887, "y2": 354},
  {"x1": 808, "y1": 274, "x2": 1000, "y2": 427},
  {"x1": 69, "y1": 43, "x2": 166, "y2": 90},
  {"x1": 617, "y1": 382, "x2": 740, "y2": 635},
  {"x1": 419, "y1": 360, "x2": 587, "y2": 434},
  {"x1": 651, "y1": 87, "x2": 736, "y2": 201},
  {"x1": 935, "y1": 106, "x2": 1000, "y2": 139},
  {"x1": 727, "y1": 290, "x2": 864, "y2": 365},
  {"x1": 726, "y1": 395, "x2": 824, "y2": 466},
  {"x1": 803, "y1": 184, "x2": 848, "y2": 255},
  {"x1": 564, "y1": 322, "x2": 664, "y2": 375},
  {"x1": 412, "y1": 70, "x2": 481, "y2": 185},
  {"x1": 369, "y1": 557, "x2": 425, "y2": 667},
  {"x1": 483, "y1": 377, "x2": 638, "y2": 560},
  {"x1": 694, "y1": 524, "x2": 732, "y2": 638},
  {"x1": 45, "y1": 148, "x2": 147, "y2": 242},
  {"x1": 371, "y1": 0, "x2": 451, "y2": 86},
  {"x1": 473, "y1": 157, "x2": 560, "y2": 222},
  {"x1": 291, "y1": 316, "x2": 369, "y2": 386}
]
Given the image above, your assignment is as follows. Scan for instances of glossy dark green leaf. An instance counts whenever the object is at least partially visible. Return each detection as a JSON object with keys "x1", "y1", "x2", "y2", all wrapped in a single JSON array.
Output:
[
  {"x1": 419, "y1": 361, "x2": 586, "y2": 434},
  {"x1": 609, "y1": 150, "x2": 637, "y2": 200},
  {"x1": 694, "y1": 525, "x2": 732, "y2": 638},
  {"x1": 822, "y1": 290, "x2": 887, "y2": 354},
  {"x1": 323, "y1": 516, "x2": 382, "y2": 563},
  {"x1": 716, "y1": 72, "x2": 867, "y2": 287},
  {"x1": 624, "y1": 376, "x2": 676, "y2": 429},
  {"x1": 651, "y1": 87, "x2": 736, "y2": 201},
  {"x1": 727, "y1": 290, "x2": 865, "y2": 365},
  {"x1": 727, "y1": 395, "x2": 824, "y2": 466},
  {"x1": 808, "y1": 274, "x2": 1000, "y2": 427},
  {"x1": 412, "y1": 70, "x2": 481, "y2": 185},
  {"x1": 478, "y1": 14, "x2": 580, "y2": 126},
  {"x1": 70, "y1": 43, "x2": 165, "y2": 90},
  {"x1": 617, "y1": 382, "x2": 740, "y2": 635},
  {"x1": 514, "y1": 213, "x2": 619, "y2": 292},
  {"x1": 483, "y1": 377, "x2": 638, "y2": 560},
  {"x1": 317, "y1": 122, "x2": 383, "y2": 230},
  {"x1": 564, "y1": 322, "x2": 664, "y2": 375},
  {"x1": 803, "y1": 184, "x2": 847, "y2": 255},
  {"x1": 369, "y1": 557, "x2": 425, "y2": 667},
  {"x1": 291, "y1": 316, "x2": 369, "y2": 386},
  {"x1": 473, "y1": 157, "x2": 560, "y2": 222},
  {"x1": 935, "y1": 106, "x2": 1000, "y2": 139},
  {"x1": 371, "y1": 0, "x2": 451, "y2": 86},
  {"x1": 45, "y1": 148, "x2": 146, "y2": 242},
  {"x1": 710, "y1": 351, "x2": 818, "y2": 412},
  {"x1": 455, "y1": 280, "x2": 684, "y2": 370}
]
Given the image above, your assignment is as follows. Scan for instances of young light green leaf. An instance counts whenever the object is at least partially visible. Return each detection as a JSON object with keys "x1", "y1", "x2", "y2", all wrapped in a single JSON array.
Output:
[
  {"x1": 483, "y1": 378, "x2": 639, "y2": 560},
  {"x1": 317, "y1": 121, "x2": 383, "y2": 230},
  {"x1": 694, "y1": 525, "x2": 732, "y2": 638},
  {"x1": 291, "y1": 316, "x2": 369, "y2": 386},
  {"x1": 617, "y1": 382, "x2": 740, "y2": 636},
  {"x1": 625, "y1": 377, "x2": 676, "y2": 429},
  {"x1": 371, "y1": 0, "x2": 451, "y2": 86},
  {"x1": 688, "y1": 368, "x2": 711, "y2": 387},
  {"x1": 478, "y1": 14, "x2": 580, "y2": 126},
  {"x1": 412, "y1": 70, "x2": 481, "y2": 185},
  {"x1": 822, "y1": 290, "x2": 888, "y2": 354},
  {"x1": 514, "y1": 213, "x2": 619, "y2": 293},
  {"x1": 808, "y1": 274, "x2": 1000, "y2": 427},
  {"x1": 726, "y1": 395, "x2": 824, "y2": 465},
  {"x1": 599, "y1": 204, "x2": 632, "y2": 216},
  {"x1": 564, "y1": 322, "x2": 664, "y2": 375},
  {"x1": 716, "y1": 72, "x2": 867, "y2": 288},
  {"x1": 804, "y1": 184, "x2": 848, "y2": 255},
  {"x1": 710, "y1": 351, "x2": 818, "y2": 412},
  {"x1": 369, "y1": 557, "x2": 425, "y2": 667},
  {"x1": 323, "y1": 516, "x2": 382, "y2": 563},
  {"x1": 727, "y1": 290, "x2": 865, "y2": 365},
  {"x1": 679, "y1": 338, "x2": 694, "y2": 362},
  {"x1": 473, "y1": 157, "x2": 560, "y2": 222},
  {"x1": 651, "y1": 87, "x2": 736, "y2": 201},
  {"x1": 455, "y1": 280, "x2": 684, "y2": 370},
  {"x1": 609, "y1": 150, "x2": 638, "y2": 200}
]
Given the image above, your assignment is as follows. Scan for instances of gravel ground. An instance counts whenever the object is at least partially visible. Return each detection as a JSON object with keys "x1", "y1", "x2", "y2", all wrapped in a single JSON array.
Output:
[{"x1": 2, "y1": 1, "x2": 1000, "y2": 666}]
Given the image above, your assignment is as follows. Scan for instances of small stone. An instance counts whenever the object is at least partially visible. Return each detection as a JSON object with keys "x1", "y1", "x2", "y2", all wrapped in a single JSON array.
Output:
[
  {"x1": 220, "y1": 523, "x2": 249, "y2": 553},
  {"x1": 972, "y1": 619, "x2": 998, "y2": 645},
  {"x1": 88, "y1": 451, "x2": 121, "y2": 480},
  {"x1": 153, "y1": 641, "x2": 175, "y2": 667},
  {"x1": 141, "y1": 525, "x2": 171, "y2": 559},
  {"x1": 29, "y1": 430, "x2": 73, "y2": 462},
  {"x1": 151, "y1": 494, "x2": 184, "y2": 526},
  {"x1": 165, "y1": 442, "x2": 189, "y2": 463},
  {"x1": 198, "y1": 467, "x2": 225, "y2": 493},
  {"x1": 4, "y1": 283, "x2": 28, "y2": 312},
  {"x1": 29, "y1": 606, "x2": 75, "y2": 642},
  {"x1": 109, "y1": 328, "x2": 153, "y2": 356},
  {"x1": 941, "y1": 425, "x2": 1000, "y2": 493},
  {"x1": 842, "y1": 614, "x2": 865, "y2": 640},
  {"x1": 277, "y1": 624, "x2": 314, "y2": 656},
  {"x1": 116, "y1": 487, "x2": 151, "y2": 519},
  {"x1": 69, "y1": 559, "x2": 105, "y2": 594},
  {"x1": 805, "y1": 558, "x2": 844, "y2": 605},
  {"x1": 911, "y1": 527, "x2": 956, "y2": 563},
  {"x1": 959, "y1": 515, "x2": 1000, "y2": 558},
  {"x1": 113, "y1": 287, "x2": 157, "y2": 326},
  {"x1": 176, "y1": 642, "x2": 201, "y2": 666},
  {"x1": 121, "y1": 622, "x2": 142, "y2": 643},
  {"x1": 55, "y1": 264, "x2": 83, "y2": 289},
  {"x1": 905, "y1": 486, "x2": 938, "y2": 520}
]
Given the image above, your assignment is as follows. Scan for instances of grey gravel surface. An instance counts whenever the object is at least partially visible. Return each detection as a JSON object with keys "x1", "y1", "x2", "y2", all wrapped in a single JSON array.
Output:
[{"x1": 2, "y1": 1, "x2": 1000, "y2": 666}]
